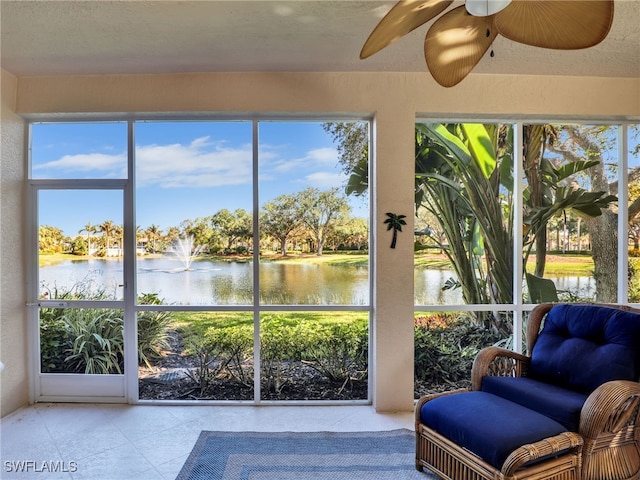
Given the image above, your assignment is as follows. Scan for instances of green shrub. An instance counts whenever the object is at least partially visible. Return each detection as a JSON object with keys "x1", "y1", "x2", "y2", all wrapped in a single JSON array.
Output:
[
  {"x1": 40, "y1": 312, "x2": 70, "y2": 372},
  {"x1": 260, "y1": 316, "x2": 298, "y2": 393},
  {"x1": 257, "y1": 315, "x2": 368, "y2": 392},
  {"x1": 63, "y1": 309, "x2": 124, "y2": 374},
  {"x1": 414, "y1": 313, "x2": 500, "y2": 386},
  {"x1": 298, "y1": 321, "x2": 368, "y2": 383},
  {"x1": 137, "y1": 293, "x2": 172, "y2": 368},
  {"x1": 183, "y1": 336, "x2": 229, "y2": 396},
  {"x1": 39, "y1": 285, "x2": 173, "y2": 374},
  {"x1": 203, "y1": 324, "x2": 253, "y2": 387},
  {"x1": 39, "y1": 284, "x2": 123, "y2": 373}
]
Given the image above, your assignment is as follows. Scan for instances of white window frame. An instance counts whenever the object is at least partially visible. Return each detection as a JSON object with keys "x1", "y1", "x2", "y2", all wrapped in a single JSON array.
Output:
[{"x1": 27, "y1": 115, "x2": 374, "y2": 405}]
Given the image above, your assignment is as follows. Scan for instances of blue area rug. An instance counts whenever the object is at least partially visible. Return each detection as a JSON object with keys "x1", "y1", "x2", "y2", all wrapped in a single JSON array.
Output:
[{"x1": 176, "y1": 429, "x2": 435, "y2": 479}]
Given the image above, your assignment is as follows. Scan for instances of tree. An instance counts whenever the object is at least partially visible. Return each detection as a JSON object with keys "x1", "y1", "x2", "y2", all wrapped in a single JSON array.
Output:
[
  {"x1": 522, "y1": 130, "x2": 616, "y2": 300},
  {"x1": 297, "y1": 187, "x2": 349, "y2": 256},
  {"x1": 414, "y1": 210, "x2": 447, "y2": 253},
  {"x1": 98, "y1": 220, "x2": 117, "y2": 251},
  {"x1": 323, "y1": 122, "x2": 369, "y2": 197},
  {"x1": 416, "y1": 123, "x2": 616, "y2": 309},
  {"x1": 415, "y1": 123, "x2": 514, "y2": 323},
  {"x1": 181, "y1": 217, "x2": 213, "y2": 251},
  {"x1": 260, "y1": 194, "x2": 300, "y2": 255},
  {"x1": 144, "y1": 224, "x2": 162, "y2": 253},
  {"x1": 113, "y1": 225, "x2": 123, "y2": 252},
  {"x1": 70, "y1": 236, "x2": 88, "y2": 255},
  {"x1": 79, "y1": 221, "x2": 97, "y2": 255},
  {"x1": 210, "y1": 209, "x2": 252, "y2": 253},
  {"x1": 228, "y1": 209, "x2": 252, "y2": 252},
  {"x1": 164, "y1": 226, "x2": 181, "y2": 248},
  {"x1": 544, "y1": 125, "x2": 622, "y2": 302},
  {"x1": 335, "y1": 216, "x2": 369, "y2": 251},
  {"x1": 39, "y1": 225, "x2": 66, "y2": 254}
]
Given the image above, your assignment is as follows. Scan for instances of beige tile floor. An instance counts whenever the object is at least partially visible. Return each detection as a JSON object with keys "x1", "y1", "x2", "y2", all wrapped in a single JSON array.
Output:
[{"x1": 0, "y1": 403, "x2": 415, "y2": 480}]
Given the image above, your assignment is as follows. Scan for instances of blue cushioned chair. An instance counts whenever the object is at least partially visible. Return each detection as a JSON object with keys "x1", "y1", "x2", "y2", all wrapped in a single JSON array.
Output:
[{"x1": 415, "y1": 303, "x2": 640, "y2": 480}]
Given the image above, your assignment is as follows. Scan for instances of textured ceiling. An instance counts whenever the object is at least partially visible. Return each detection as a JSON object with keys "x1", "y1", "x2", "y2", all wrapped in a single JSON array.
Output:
[{"x1": 1, "y1": 0, "x2": 639, "y2": 79}]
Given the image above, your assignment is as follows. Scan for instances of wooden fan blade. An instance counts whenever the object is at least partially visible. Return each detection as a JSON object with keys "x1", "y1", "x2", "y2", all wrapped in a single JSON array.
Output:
[
  {"x1": 424, "y1": 6, "x2": 498, "y2": 87},
  {"x1": 360, "y1": 0, "x2": 453, "y2": 59},
  {"x1": 494, "y1": 0, "x2": 614, "y2": 50}
]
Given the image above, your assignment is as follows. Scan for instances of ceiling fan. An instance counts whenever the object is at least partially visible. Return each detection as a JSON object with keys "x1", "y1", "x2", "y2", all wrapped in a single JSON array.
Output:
[{"x1": 360, "y1": 0, "x2": 615, "y2": 87}]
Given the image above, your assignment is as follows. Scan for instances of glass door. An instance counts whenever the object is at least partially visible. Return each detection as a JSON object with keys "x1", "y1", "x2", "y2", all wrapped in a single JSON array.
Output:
[{"x1": 32, "y1": 187, "x2": 129, "y2": 400}]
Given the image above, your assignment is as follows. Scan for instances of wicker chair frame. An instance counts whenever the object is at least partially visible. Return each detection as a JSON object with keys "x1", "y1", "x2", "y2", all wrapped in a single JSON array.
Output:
[{"x1": 415, "y1": 303, "x2": 640, "y2": 480}]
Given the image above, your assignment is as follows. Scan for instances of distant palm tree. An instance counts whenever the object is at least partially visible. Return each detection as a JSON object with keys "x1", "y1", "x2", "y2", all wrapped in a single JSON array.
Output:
[
  {"x1": 145, "y1": 224, "x2": 162, "y2": 253},
  {"x1": 99, "y1": 220, "x2": 116, "y2": 251},
  {"x1": 384, "y1": 212, "x2": 406, "y2": 249},
  {"x1": 80, "y1": 221, "x2": 97, "y2": 255}
]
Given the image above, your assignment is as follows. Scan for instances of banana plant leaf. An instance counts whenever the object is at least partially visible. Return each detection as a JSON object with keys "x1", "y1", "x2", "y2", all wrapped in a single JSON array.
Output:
[{"x1": 526, "y1": 272, "x2": 559, "y2": 303}]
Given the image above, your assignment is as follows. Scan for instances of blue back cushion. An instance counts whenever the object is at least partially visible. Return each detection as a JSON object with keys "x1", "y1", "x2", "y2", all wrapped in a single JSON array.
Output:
[{"x1": 529, "y1": 304, "x2": 640, "y2": 393}]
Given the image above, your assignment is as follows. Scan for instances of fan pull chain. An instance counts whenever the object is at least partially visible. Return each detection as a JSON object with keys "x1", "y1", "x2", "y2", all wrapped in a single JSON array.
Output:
[{"x1": 486, "y1": 28, "x2": 495, "y2": 58}]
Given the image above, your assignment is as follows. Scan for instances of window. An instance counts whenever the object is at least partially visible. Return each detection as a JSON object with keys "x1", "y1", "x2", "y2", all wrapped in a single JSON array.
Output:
[
  {"x1": 413, "y1": 121, "x2": 635, "y2": 398},
  {"x1": 29, "y1": 118, "x2": 370, "y2": 403}
]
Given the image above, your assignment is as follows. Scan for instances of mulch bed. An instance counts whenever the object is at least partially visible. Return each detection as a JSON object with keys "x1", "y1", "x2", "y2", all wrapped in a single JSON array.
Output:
[
  {"x1": 138, "y1": 330, "x2": 368, "y2": 401},
  {"x1": 139, "y1": 330, "x2": 466, "y2": 401}
]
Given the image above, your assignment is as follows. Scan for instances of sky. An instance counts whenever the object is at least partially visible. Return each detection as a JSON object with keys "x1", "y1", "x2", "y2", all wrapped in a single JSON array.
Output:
[{"x1": 32, "y1": 120, "x2": 369, "y2": 237}]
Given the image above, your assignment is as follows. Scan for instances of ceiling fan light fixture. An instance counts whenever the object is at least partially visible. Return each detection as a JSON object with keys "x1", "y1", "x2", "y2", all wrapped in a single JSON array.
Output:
[
  {"x1": 360, "y1": 0, "x2": 614, "y2": 87},
  {"x1": 465, "y1": 0, "x2": 512, "y2": 17}
]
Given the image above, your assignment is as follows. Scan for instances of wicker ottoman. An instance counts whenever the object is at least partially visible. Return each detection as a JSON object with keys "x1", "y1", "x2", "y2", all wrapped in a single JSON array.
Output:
[{"x1": 416, "y1": 390, "x2": 583, "y2": 480}]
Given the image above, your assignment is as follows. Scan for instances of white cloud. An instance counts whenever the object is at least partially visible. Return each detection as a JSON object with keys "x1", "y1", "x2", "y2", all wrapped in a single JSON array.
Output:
[
  {"x1": 306, "y1": 147, "x2": 338, "y2": 164},
  {"x1": 135, "y1": 140, "x2": 252, "y2": 188},
  {"x1": 269, "y1": 146, "x2": 338, "y2": 173},
  {"x1": 32, "y1": 139, "x2": 340, "y2": 190},
  {"x1": 303, "y1": 171, "x2": 346, "y2": 189},
  {"x1": 190, "y1": 136, "x2": 211, "y2": 148},
  {"x1": 33, "y1": 152, "x2": 126, "y2": 173}
]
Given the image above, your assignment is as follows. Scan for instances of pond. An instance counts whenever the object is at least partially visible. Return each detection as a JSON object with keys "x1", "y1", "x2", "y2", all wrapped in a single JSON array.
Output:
[
  {"x1": 39, "y1": 257, "x2": 370, "y2": 305},
  {"x1": 39, "y1": 257, "x2": 596, "y2": 305}
]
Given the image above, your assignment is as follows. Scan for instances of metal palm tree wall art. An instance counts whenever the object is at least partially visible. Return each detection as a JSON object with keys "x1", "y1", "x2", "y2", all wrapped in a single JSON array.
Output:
[
  {"x1": 360, "y1": 0, "x2": 615, "y2": 87},
  {"x1": 384, "y1": 212, "x2": 407, "y2": 249}
]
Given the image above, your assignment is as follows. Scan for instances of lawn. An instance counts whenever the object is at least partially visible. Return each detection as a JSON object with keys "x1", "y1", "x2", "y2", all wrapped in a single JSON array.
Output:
[
  {"x1": 258, "y1": 252, "x2": 368, "y2": 266},
  {"x1": 526, "y1": 254, "x2": 593, "y2": 276},
  {"x1": 414, "y1": 251, "x2": 594, "y2": 276},
  {"x1": 173, "y1": 310, "x2": 369, "y2": 341}
]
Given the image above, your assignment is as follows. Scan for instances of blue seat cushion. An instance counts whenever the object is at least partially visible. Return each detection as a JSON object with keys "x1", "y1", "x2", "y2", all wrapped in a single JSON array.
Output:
[
  {"x1": 420, "y1": 391, "x2": 568, "y2": 469},
  {"x1": 481, "y1": 376, "x2": 588, "y2": 431},
  {"x1": 530, "y1": 304, "x2": 640, "y2": 393}
]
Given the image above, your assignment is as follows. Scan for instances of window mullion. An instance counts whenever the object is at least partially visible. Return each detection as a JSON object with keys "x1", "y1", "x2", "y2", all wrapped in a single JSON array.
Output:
[
  {"x1": 618, "y1": 125, "x2": 629, "y2": 304},
  {"x1": 512, "y1": 122, "x2": 524, "y2": 353},
  {"x1": 124, "y1": 120, "x2": 138, "y2": 403},
  {"x1": 252, "y1": 120, "x2": 261, "y2": 403}
]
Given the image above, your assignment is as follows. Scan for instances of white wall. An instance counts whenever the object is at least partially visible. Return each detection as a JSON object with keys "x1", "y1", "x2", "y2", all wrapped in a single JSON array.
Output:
[
  {"x1": 2, "y1": 71, "x2": 639, "y2": 415},
  {"x1": 1, "y1": 69, "x2": 27, "y2": 417}
]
